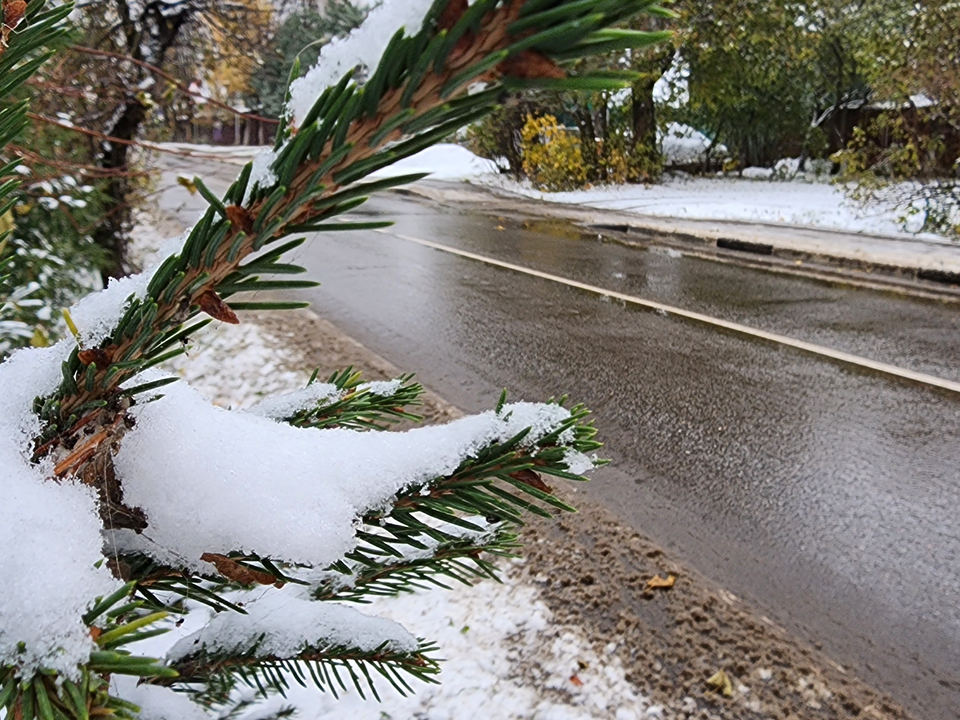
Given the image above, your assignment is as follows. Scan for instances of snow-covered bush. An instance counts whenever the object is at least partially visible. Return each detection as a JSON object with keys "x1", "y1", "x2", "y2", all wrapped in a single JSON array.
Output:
[{"x1": 0, "y1": 0, "x2": 668, "y2": 717}]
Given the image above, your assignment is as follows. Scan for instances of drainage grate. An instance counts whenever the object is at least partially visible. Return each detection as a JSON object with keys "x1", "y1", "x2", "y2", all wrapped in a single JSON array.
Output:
[
  {"x1": 917, "y1": 268, "x2": 960, "y2": 286},
  {"x1": 716, "y1": 238, "x2": 774, "y2": 255}
]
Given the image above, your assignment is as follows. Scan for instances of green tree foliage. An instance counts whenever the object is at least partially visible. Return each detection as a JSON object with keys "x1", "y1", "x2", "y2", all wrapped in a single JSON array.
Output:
[
  {"x1": 676, "y1": 0, "x2": 866, "y2": 169},
  {"x1": 1, "y1": 0, "x2": 98, "y2": 357},
  {"x1": 253, "y1": 0, "x2": 366, "y2": 118},
  {"x1": 835, "y1": 0, "x2": 960, "y2": 235}
]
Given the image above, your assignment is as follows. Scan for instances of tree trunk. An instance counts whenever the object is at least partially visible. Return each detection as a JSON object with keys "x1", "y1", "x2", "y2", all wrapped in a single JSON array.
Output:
[{"x1": 92, "y1": 98, "x2": 148, "y2": 284}]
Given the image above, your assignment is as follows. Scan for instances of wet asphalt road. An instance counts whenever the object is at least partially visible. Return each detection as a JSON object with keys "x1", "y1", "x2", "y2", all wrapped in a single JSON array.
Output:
[{"x1": 160, "y1": 159, "x2": 960, "y2": 719}]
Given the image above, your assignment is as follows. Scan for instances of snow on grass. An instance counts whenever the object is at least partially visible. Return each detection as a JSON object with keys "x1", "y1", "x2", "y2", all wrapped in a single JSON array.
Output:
[
  {"x1": 479, "y1": 171, "x2": 952, "y2": 241},
  {"x1": 0, "y1": 342, "x2": 119, "y2": 678},
  {"x1": 369, "y1": 144, "x2": 499, "y2": 181}
]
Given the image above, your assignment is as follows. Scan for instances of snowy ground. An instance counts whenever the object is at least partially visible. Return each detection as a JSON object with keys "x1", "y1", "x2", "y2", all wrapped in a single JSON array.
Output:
[
  {"x1": 123, "y1": 223, "x2": 658, "y2": 720},
  {"x1": 478, "y1": 172, "x2": 950, "y2": 242}
]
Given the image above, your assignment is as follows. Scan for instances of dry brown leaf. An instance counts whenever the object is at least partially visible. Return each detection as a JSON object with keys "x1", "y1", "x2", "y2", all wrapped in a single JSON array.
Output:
[
  {"x1": 498, "y1": 50, "x2": 566, "y2": 80},
  {"x1": 509, "y1": 468, "x2": 552, "y2": 493},
  {"x1": 706, "y1": 669, "x2": 734, "y2": 697},
  {"x1": 646, "y1": 573, "x2": 677, "y2": 590},
  {"x1": 2, "y1": 0, "x2": 27, "y2": 51},
  {"x1": 569, "y1": 674, "x2": 584, "y2": 687},
  {"x1": 197, "y1": 290, "x2": 239, "y2": 324},
  {"x1": 200, "y1": 553, "x2": 282, "y2": 587},
  {"x1": 78, "y1": 348, "x2": 114, "y2": 367},
  {"x1": 437, "y1": 0, "x2": 468, "y2": 30},
  {"x1": 225, "y1": 205, "x2": 253, "y2": 234}
]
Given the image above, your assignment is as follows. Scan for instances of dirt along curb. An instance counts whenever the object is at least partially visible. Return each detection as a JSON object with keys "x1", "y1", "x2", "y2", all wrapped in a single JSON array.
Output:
[
  {"x1": 178, "y1": 305, "x2": 913, "y2": 720},
  {"x1": 400, "y1": 181, "x2": 960, "y2": 303}
]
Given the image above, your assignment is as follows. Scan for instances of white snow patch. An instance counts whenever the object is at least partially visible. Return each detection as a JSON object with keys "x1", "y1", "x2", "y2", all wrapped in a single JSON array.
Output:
[
  {"x1": 369, "y1": 144, "x2": 499, "y2": 181},
  {"x1": 660, "y1": 123, "x2": 725, "y2": 166},
  {"x1": 480, "y1": 172, "x2": 954, "y2": 241},
  {"x1": 287, "y1": 0, "x2": 436, "y2": 126},
  {"x1": 114, "y1": 377, "x2": 574, "y2": 569},
  {"x1": 247, "y1": 381, "x2": 341, "y2": 420},
  {"x1": 0, "y1": 343, "x2": 120, "y2": 677},
  {"x1": 244, "y1": 147, "x2": 279, "y2": 203},
  {"x1": 361, "y1": 378, "x2": 402, "y2": 396},
  {"x1": 167, "y1": 589, "x2": 418, "y2": 663},
  {"x1": 111, "y1": 677, "x2": 209, "y2": 720}
]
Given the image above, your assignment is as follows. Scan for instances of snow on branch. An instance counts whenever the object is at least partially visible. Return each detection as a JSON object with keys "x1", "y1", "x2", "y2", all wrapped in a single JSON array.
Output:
[
  {"x1": 286, "y1": 0, "x2": 437, "y2": 126},
  {"x1": 167, "y1": 590, "x2": 418, "y2": 666},
  {"x1": 0, "y1": 344, "x2": 119, "y2": 678},
  {"x1": 114, "y1": 377, "x2": 579, "y2": 571}
]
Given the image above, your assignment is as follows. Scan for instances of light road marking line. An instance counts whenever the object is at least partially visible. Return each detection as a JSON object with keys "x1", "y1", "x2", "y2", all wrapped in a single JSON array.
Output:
[{"x1": 386, "y1": 231, "x2": 960, "y2": 395}]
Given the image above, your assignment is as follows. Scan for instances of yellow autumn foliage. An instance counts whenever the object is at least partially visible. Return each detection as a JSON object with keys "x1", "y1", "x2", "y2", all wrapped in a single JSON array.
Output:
[{"x1": 520, "y1": 115, "x2": 588, "y2": 192}]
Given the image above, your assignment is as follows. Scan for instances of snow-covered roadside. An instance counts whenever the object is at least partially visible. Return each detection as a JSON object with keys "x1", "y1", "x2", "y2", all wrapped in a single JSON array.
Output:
[
  {"x1": 122, "y1": 309, "x2": 658, "y2": 720},
  {"x1": 477, "y1": 172, "x2": 952, "y2": 244},
  {"x1": 154, "y1": 142, "x2": 952, "y2": 247}
]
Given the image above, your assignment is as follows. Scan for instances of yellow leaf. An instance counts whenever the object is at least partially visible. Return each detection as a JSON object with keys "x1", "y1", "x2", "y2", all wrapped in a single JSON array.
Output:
[
  {"x1": 646, "y1": 573, "x2": 676, "y2": 590},
  {"x1": 177, "y1": 175, "x2": 198, "y2": 194},
  {"x1": 706, "y1": 669, "x2": 734, "y2": 697}
]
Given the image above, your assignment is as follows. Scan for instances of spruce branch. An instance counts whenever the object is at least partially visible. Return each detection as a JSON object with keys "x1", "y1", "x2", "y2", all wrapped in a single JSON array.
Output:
[
  {"x1": 33, "y1": 0, "x2": 670, "y2": 477},
  {"x1": 167, "y1": 640, "x2": 441, "y2": 702}
]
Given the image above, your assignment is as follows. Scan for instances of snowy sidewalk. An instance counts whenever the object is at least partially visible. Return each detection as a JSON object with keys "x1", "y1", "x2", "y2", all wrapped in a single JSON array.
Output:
[{"x1": 468, "y1": 176, "x2": 960, "y2": 279}]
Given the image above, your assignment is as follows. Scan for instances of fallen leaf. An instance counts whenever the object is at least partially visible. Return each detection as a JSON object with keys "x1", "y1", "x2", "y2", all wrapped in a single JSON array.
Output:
[
  {"x1": 706, "y1": 669, "x2": 734, "y2": 697},
  {"x1": 498, "y1": 50, "x2": 566, "y2": 80},
  {"x1": 200, "y1": 553, "x2": 281, "y2": 587},
  {"x1": 198, "y1": 290, "x2": 239, "y2": 324},
  {"x1": 89, "y1": 626, "x2": 102, "y2": 641},
  {"x1": 569, "y1": 674, "x2": 584, "y2": 687},
  {"x1": 225, "y1": 205, "x2": 253, "y2": 234},
  {"x1": 646, "y1": 573, "x2": 677, "y2": 590}
]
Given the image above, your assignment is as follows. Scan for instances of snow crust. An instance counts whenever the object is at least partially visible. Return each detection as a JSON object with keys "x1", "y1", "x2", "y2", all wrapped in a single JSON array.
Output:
[
  {"x1": 244, "y1": 147, "x2": 278, "y2": 204},
  {"x1": 0, "y1": 343, "x2": 119, "y2": 677},
  {"x1": 286, "y1": 0, "x2": 435, "y2": 126},
  {"x1": 115, "y1": 377, "x2": 573, "y2": 570},
  {"x1": 369, "y1": 144, "x2": 499, "y2": 181},
  {"x1": 167, "y1": 589, "x2": 418, "y2": 662},
  {"x1": 111, "y1": 678, "x2": 210, "y2": 720},
  {"x1": 68, "y1": 271, "x2": 150, "y2": 347},
  {"x1": 246, "y1": 381, "x2": 341, "y2": 420}
]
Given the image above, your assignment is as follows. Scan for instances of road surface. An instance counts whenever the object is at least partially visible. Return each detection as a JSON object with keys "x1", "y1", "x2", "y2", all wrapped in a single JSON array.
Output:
[{"x1": 158, "y1": 156, "x2": 960, "y2": 719}]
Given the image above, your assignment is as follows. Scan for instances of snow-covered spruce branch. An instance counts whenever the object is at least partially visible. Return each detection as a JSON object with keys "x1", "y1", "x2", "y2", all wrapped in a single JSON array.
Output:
[{"x1": 1, "y1": 0, "x2": 669, "y2": 716}]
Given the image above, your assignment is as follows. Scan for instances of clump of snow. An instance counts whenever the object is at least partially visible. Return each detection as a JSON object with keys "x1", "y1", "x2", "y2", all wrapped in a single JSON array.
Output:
[
  {"x1": 286, "y1": 0, "x2": 435, "y2": 126},
  {"x1": 111, "y1": 677, "x2": 210, "y2": 720},
  {"x1": 741, "y1": 166, "x2": 775, "y2": 180},
  {"x1": 369, "y1": 144, "x2": 499, "y2": 181},
  {"x1": 361, "y1": 378, "x2": 402, "y2": 396},
  {"x1": 0, "y1": 343, "x2": 120, "y2": 678},
  {"x1": 244, "y1": 147, "x2": 279, "y2": 204},
  {"x1": 115, "y1": 376, "x2": 576, "y2": 570},
  {"x1": 563, "y1": 449, "x2": 598, "y2": 476},
  {"x1": 167, "y1": 589, "x2": 418, "y2": 663},
  {"x1": 660, "y1": 123, "x2": 726, "y2": 166},
  {"x1": 247, "y1": 381, "x2": 341, "y2": 420},
  {"x1": 68, "y1": 272, "x2": 150, "y2": 347}
]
